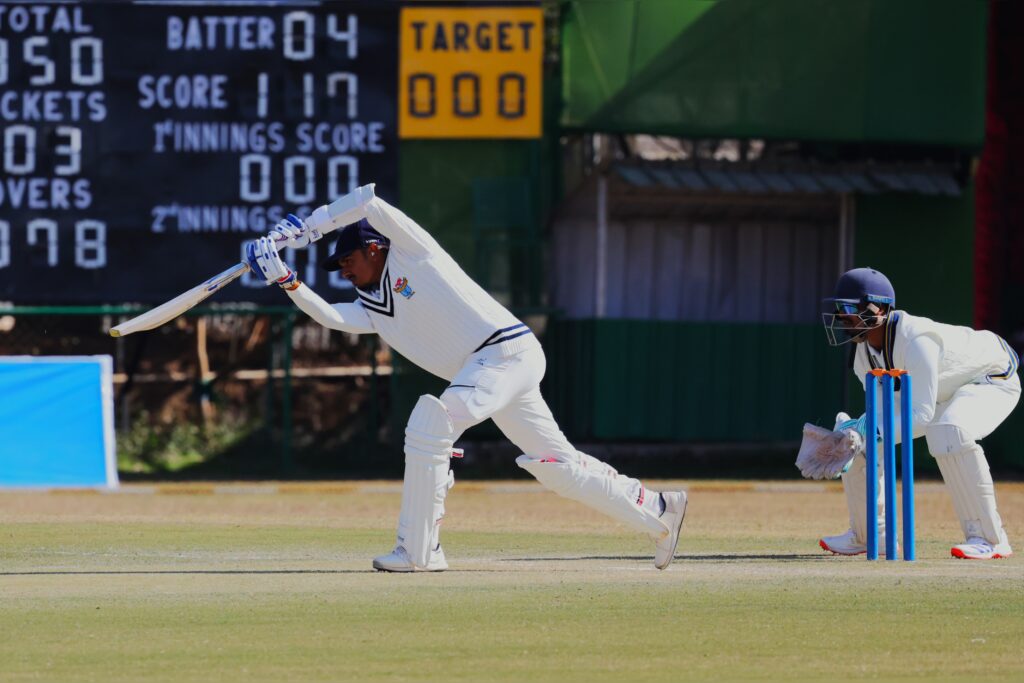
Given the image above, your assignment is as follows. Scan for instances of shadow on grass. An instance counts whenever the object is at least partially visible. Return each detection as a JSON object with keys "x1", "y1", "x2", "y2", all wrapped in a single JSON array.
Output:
[
  {"x1": 0, "y1": 568, "x2": 521, "y2": 575},
  {"x1": 500, "y1": 553, "x2": 831, "y2": 562},
  {"x1": 0, "y1": 569, "x2": 368, "y2": 576},
  {"x1": 4, "y1": 555, "x2": 837, "y2": 576}
]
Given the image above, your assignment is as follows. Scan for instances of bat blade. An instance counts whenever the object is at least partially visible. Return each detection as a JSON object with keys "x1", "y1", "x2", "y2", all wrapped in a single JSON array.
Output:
[
  {"x1": 109, "y1": 263, "x2": 249, "y2": 337},
  {"x1": 107, "y1": 205, "x2": 337, "y2": 338}
]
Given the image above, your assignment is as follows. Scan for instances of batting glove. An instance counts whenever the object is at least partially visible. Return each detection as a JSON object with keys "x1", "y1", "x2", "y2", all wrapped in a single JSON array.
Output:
[
  {"x1": 245, "y1": 236, "x2": 299, "y2": 289},
  {"x1": 269, "y1": 213, "x2": 322, "y2": 250}
]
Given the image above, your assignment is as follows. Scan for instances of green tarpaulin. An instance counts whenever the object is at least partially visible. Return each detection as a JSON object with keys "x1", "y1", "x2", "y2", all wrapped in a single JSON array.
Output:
[{"x1": 562, "y1": 0, "x2": 987, "y2": 147}]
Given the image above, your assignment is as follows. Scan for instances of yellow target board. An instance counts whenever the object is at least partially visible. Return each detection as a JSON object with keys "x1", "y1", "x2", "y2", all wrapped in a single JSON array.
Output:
[{"x1": 399, "y1": 6, "x2": 543, "y2": 139}]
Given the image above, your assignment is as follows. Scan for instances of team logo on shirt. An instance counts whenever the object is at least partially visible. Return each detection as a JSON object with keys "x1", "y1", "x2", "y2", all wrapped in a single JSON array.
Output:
[{"x1": 393, "y1": 277, "x2": 416, "y2": 299}]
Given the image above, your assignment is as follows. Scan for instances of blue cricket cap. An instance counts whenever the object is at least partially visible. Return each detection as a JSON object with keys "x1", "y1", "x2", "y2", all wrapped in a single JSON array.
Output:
[
  {"x1": 826, "y1": 267, "x2": 895, "y2": 312},
  {"x1": 320, "y1": 219, "x2": 389, "y2": 271}
]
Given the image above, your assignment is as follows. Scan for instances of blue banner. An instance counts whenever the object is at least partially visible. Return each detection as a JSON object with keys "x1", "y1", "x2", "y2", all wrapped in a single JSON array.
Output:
[{"x1": 0, "y1": 356, "x2": 117, "y2": 488}]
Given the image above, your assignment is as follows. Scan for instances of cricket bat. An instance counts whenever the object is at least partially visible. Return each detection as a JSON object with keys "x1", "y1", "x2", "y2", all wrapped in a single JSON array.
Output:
[
  {"x1": 108, "y1": 262, "x2": 251, "y2": 337},
  {"x1": 107, "y1": 184, "x2": 375, "y2": 338}
]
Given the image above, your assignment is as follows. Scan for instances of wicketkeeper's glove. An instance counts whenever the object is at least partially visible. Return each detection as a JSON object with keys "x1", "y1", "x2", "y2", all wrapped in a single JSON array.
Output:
[{"x1": 794, "y1": 412, "x2": 866, "y2": 480}]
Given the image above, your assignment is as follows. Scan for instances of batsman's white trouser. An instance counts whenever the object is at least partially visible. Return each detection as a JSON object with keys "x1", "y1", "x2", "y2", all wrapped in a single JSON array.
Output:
[{"x1": 439, "y1": 343, "x2": 667, "y2": 538}]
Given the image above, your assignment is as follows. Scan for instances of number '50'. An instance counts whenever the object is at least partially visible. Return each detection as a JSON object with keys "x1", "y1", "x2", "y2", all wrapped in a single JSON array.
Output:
[{"x1": 406, "y1": 72, "x2": 527, "y2": 119}]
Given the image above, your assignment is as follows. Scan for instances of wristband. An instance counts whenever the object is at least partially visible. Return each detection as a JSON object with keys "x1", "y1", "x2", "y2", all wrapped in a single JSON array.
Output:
[{"x1": 276, "y1": 271, "x2": 300, "y2": 291}]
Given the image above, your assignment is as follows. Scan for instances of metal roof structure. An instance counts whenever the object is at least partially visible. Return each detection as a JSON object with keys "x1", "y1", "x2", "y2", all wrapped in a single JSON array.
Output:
[{"x1": 611, "y1": 161, "x2": 963, "y2": 197}]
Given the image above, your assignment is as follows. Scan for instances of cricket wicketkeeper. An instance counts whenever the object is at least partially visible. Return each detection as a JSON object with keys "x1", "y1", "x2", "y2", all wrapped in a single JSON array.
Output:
[
  {"x1": 797, "y1": 267, "x2": 1018, "y2": 560},
  {"x1": 243, "y1": 184, "x2": 687, "y2": 572}
]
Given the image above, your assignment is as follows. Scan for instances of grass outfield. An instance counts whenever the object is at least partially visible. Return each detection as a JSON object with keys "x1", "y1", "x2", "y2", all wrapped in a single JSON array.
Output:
[{"x1": 1, "y1": 481, "x2": 1022, "y2": 682}]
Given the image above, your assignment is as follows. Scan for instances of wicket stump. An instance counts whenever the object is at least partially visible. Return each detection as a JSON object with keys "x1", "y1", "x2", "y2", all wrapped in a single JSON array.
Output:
[{"x1": 864, "y1": 369, "x2": 915, "y2": 561}]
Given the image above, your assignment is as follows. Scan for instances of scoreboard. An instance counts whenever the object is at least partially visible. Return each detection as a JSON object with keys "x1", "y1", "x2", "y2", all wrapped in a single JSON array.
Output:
[{"x1": 0, "y1": 1, "x2": 397, "y2": 304}]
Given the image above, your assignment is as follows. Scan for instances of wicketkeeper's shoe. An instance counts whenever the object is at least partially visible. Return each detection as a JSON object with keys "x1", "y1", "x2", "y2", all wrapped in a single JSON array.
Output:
[
  {"x1": 819, "y1": 529, "x2": 896, "y2": 556},
  {"x1": 372, "y1": 544, "x2": 449, "y2": 572},
  {"x1": 950, "y1": 538, "x2": 1013, "y2": 560},
  {"x1": 654, "y1": 491, "x2": 688, "y2": 570}
]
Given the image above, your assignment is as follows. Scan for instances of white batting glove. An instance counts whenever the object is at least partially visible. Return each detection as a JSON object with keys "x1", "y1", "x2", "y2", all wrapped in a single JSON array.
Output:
[
  {"x1": 244, "y1": 236, "x2": 299, "y2": 289},
  {"x1": 268, "y1": 213, "x2": 322, "y2": 250}
]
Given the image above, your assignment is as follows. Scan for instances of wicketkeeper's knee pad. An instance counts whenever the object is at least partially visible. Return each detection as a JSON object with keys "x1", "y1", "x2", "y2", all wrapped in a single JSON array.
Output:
[
  {"x1": 399, "y1": 395, "x2": 456, "y2": 567},
  {"x1": 516, "y1": 454, "x2": 668, "y2": 538}
]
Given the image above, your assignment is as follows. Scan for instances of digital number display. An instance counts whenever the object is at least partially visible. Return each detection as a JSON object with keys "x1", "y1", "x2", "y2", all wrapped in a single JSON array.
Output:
[
  {"x1": 0, "y1": 1, "x2": 397, "y2": 304},
  {"x1": 399, "y1": 6, "x2": 542, "y2": 139}
]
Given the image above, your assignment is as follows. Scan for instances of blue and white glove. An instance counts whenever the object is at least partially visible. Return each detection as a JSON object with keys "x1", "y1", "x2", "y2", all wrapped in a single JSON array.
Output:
[
  {"x1": 834, "y1": 412, "x2": 868, "y2": 443},
  {"x1": 268, "y1": 213, "x2": 322, "y2": 250},
  {"x1": 245, "y1": 236, "x2": 298, "y2": 290}
]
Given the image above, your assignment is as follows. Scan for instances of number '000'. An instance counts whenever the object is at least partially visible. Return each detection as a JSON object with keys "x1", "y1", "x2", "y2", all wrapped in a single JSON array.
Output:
[
  {"x1": 407, "y1": 72, "x2": 527, "y2": 119},
  {"x1": 239, "y1": 155, "x2": 359, "y2": 204}
]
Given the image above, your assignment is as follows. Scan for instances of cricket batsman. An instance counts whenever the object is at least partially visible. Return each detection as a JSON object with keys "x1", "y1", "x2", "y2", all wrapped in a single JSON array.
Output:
[
  {"x1": 797, "y1": 267, "x2": 1018, "y2": 559},
  {"x1": 243, "y1": 184, "x2": 688, "y2": 572}
]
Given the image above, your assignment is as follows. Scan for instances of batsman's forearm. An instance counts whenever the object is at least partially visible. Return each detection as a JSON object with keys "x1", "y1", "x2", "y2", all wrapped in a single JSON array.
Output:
[
  {"x1": 286, "y1": 283, "x2": 374, "y2": 334},
  {"x1": 306, "y1": 184, "x2": 375, "y2": 236}
]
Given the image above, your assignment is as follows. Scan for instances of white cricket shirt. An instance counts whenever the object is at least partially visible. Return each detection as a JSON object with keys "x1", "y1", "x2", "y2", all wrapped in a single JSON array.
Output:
[{"x1": 286, "y1": 196, "x2": 539, "y2": 381}]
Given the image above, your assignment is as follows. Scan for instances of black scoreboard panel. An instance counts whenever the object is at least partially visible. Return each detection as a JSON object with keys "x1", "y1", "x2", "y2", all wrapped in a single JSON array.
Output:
[{"x1": 0, "y1": 1, "x2": 397, "y2": 304}]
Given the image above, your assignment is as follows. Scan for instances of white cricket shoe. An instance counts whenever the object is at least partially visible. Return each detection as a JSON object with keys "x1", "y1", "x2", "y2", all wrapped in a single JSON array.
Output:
[
  {"x1": 372, "y1": 545, "x2": 448, "y2": 572},
  {"x1": 654, "y1": 491, "x2": 688, "y2": 570},
  {"x1": 819, "y1": 529, "x2": 896, "y2": 556},
  {"x1": 951, "y1": 538, "x2": 1013, "y2": 560}
]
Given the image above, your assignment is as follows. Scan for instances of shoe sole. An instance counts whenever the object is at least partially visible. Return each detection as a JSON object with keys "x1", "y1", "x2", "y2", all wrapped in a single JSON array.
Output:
[
  {"x1": 655, "y1": 494, "x2": 688, "y2": 570},
  {"x1": 818, "y1": 539, "x2": 899, "y2": 556},
  {"x1": 951, "y1": 548, "x2": 1012, "y2": 560},
  {"x1": 819, "y1": 539, "x2": 865, "y2": 556},
  {"x1": 372, "y1": 560, "x2": 448, "y2": 572},
  {"x1": 373, "y1": 563, "x2": 413, "y2": 573}
]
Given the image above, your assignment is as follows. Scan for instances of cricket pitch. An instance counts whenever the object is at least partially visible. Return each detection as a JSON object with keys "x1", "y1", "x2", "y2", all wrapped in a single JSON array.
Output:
[{"x1": 1, "y1": 480, "x2": 1022, "y2": 682}]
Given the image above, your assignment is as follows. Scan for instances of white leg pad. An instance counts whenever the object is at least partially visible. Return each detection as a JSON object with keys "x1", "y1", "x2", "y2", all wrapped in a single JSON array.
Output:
[
  {"x1": 840, "y1": 452, "x2": 888, "y2": 544},
  {"x1": 516, "y1": 454, "x2": 669, "y2": 538},
  {"x1": 399, "y1": 395, "x2": 456, "y2": 567},
  {"x1": 931, "y1": 439, "x2": 1008, "y2": 546}
]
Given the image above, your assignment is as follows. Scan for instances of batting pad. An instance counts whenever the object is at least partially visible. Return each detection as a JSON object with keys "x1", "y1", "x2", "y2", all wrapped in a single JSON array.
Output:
[
  {"x1": 401, "y1": 395, "x2": 455, "y2": 567},
  {"x1": 935, "y1": 444, "x2": 1008, "y2": 545},
  {"x1": 841, "y1": 453, "x2": 888, "y2": 544},
  {"x1": 0, "y1": 356, "x2": 118, "y2": 488}
]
